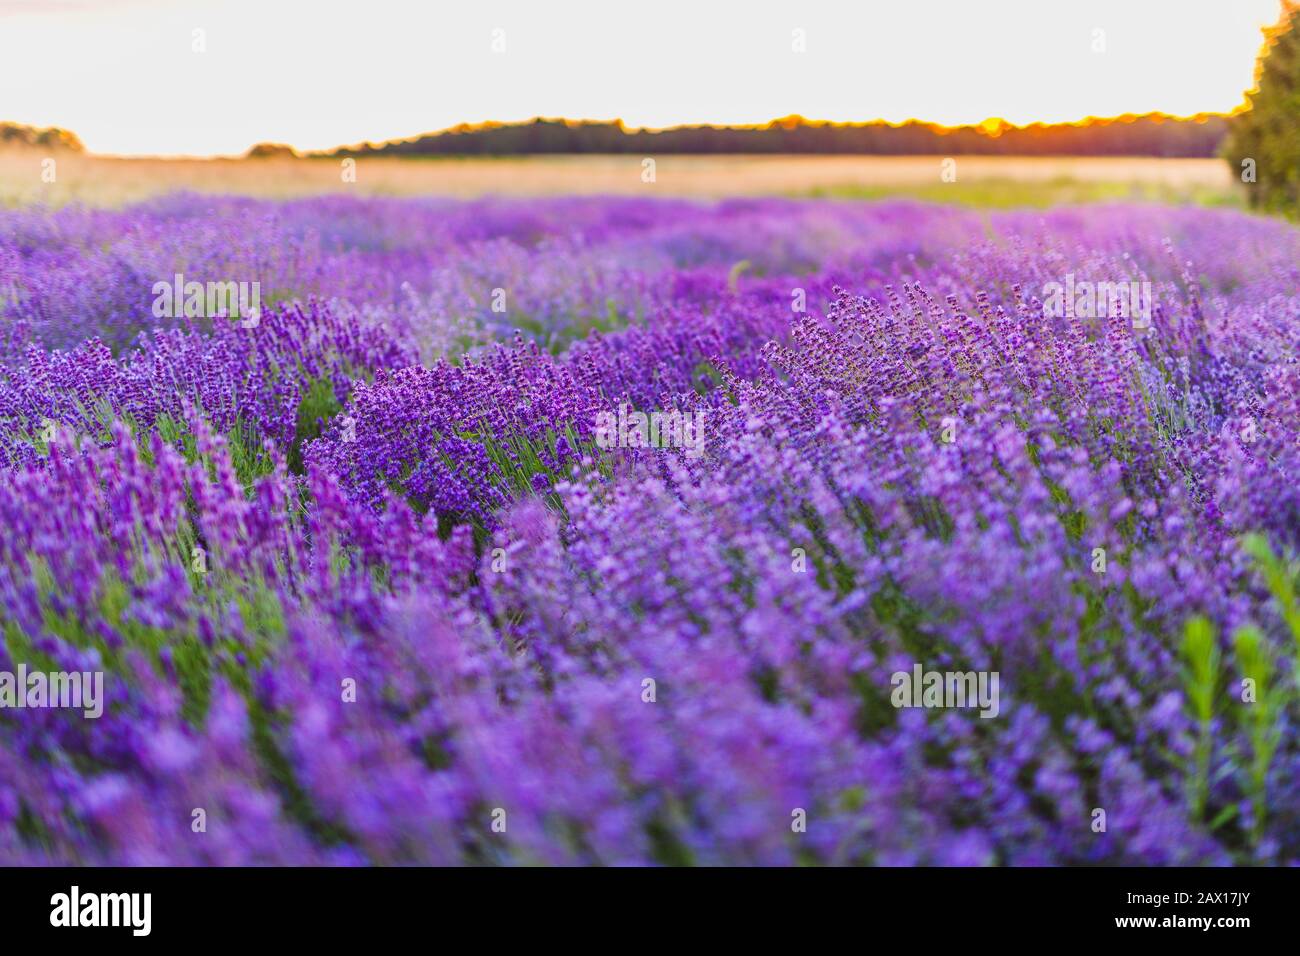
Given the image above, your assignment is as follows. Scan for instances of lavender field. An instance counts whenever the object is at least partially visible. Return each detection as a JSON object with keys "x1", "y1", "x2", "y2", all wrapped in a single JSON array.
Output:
[{"x1": 1, "y1": 194, "x2": 1299, "y2": 865}]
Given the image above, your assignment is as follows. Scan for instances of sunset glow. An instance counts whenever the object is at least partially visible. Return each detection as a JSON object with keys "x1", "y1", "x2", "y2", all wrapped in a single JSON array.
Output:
[{"x1": 0, "y1": 0, "x2": 1287, "y2": 157}]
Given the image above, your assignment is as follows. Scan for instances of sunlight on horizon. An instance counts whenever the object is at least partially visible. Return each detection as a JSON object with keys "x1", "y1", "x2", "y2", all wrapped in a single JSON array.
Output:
[{"x1": 0, "y1": 0, "x2": 1287, "y2": 157}]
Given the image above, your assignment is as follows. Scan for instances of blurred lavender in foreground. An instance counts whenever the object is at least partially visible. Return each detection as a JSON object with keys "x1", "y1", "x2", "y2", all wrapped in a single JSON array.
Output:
[{"x1": 0, "y1": 196, "x2": 1298, "y2": 865}]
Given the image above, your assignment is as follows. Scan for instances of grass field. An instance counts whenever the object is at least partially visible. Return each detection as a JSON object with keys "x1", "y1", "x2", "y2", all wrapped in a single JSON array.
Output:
[{"x1": 0, "y1": 151, "x2": 1242, "y2": 208}]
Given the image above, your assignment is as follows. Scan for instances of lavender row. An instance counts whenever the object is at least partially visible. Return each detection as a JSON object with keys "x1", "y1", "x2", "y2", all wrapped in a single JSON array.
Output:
[{"x1": 0, "y1": 197, "x2": 1298, "y2": 864}]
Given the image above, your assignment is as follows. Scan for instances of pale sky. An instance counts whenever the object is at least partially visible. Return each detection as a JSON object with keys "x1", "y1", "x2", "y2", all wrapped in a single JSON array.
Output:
[{"x1": 0, "y1": 0, "x2": 1286, "y2": 157}]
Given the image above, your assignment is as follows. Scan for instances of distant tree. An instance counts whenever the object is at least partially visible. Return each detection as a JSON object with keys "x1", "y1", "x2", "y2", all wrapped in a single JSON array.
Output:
[
  {"x1": 313, "y1": 114, "x2": 1230, "y2": 160},
  {"x1": 246, "y1": 142, "x2": 299, "y2": 159},
  {"x1": 1224, "y1": 1, "x2": 1300, "y2": 216},
  {"x1": 0, "y1": 122, "x2": 84, "y2": 151}
]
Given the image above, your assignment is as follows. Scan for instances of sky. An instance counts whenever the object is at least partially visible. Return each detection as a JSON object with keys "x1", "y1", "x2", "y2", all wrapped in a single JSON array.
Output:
[{"x1": 0, "y1": 0, "x2": 1287, "y2": 157}]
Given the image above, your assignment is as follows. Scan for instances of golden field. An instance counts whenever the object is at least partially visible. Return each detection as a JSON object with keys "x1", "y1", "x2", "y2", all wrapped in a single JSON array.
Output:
[{"x1": 0, "y1": 151, "x2": 1241, "y2": 208}]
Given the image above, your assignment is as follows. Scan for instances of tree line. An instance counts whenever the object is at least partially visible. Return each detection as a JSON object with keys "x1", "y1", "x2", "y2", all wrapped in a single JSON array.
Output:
[{"x1": 310, "y1": 114, "x2": 1230, "y2": 159}]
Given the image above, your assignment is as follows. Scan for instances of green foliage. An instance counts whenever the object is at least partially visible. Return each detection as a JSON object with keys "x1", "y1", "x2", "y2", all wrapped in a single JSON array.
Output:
[
  {"x1": 1181, "y1": 615, "x2": 1220, "y2": 823},
  {"x1": 1223, "y1": 2, "x2": 1300, "y2": 217},
  {"x1": 1177, "y1": 536, "x2": 1300, "y2": 852},
  {"x1": 1231, "y1": 625, "x2": 1285, "y2": 846},
  {"x1": 288, "y1": 376, "x2": 343, "y2": 474},
  {"x1": 529, "y1": 301, "x2": 629, "y2": 354},
  {"x1": 1242, "y1": 533, "x2": 1300, "y2": 670}
]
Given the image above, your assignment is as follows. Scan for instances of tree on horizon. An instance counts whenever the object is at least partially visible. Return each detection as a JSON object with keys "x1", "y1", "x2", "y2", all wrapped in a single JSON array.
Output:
[{"x1": 1224, "y1": 1, "x2": 1300, "y2": 216}]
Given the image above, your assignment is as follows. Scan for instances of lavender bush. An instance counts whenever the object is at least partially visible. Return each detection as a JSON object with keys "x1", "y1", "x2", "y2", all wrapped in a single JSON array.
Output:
[{"x1": 1, "y1": 195, "x2": 1298, "y2": 865}]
